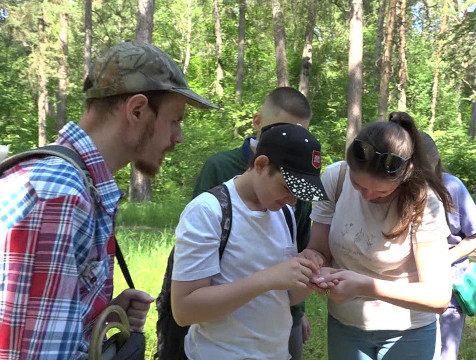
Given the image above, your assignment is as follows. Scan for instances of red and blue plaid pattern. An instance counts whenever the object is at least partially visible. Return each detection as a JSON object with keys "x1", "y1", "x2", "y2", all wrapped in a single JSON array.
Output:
[{"x1": 0, "y1": 122, "x2": 122, "y2": 359}]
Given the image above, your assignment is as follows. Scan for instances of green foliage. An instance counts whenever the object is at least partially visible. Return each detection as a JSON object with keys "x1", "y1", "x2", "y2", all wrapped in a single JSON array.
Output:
[
  {"x1": 153, "y1": 93, "x2": 242, "y2": 199},
  {"x1": 432, "y1": 128, "x2": 476, "y2": 195},
  {"x1": 0, "y1": 0, "x2": 474, "y2": 199}
]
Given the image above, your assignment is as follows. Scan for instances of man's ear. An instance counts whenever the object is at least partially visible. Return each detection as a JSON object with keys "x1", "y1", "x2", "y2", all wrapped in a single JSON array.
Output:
[
  {"x1": 252, "y1": 113, "x2": 262, "y2": 132},
  {"x1": 124, "y1": 94, "x2": 149, "y2": 126},
  {"x1": 254, "y1": 155, "x2": 270, "y2": 174}
]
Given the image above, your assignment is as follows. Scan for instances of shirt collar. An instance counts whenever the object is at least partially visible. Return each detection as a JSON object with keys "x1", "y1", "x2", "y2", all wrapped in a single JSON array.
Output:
[{"x1": 242, "y1": 136, "x2": 256, "y2": 162}]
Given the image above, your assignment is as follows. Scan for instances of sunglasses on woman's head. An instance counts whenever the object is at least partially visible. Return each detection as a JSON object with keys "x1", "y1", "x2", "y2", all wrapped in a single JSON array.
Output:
[{"x1": 351, "y1": 139, "x2": 411, "y2": 174}]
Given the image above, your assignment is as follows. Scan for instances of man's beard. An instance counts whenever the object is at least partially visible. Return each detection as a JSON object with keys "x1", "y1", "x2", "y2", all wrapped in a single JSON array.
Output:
[
  {"x1": 133, "y1": 118, "x2": 161, "y2": 178},
  {"x1": 134, "y1": 159, "x2": 160, "y2": 178}
]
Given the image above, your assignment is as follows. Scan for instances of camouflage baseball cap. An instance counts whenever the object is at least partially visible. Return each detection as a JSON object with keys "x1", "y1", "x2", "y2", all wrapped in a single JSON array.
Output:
[{"x1": 84, "y1": 41, "x2": 219, "y2": 109}]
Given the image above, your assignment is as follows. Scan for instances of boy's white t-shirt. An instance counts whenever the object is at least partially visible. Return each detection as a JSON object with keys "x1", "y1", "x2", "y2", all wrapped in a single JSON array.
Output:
[
  {"x1": 172, "y1": 178, "x2": 297, "y2": 360},
  {"x1": 311, "y1": 161, "x2": 450, "y2": 331}
]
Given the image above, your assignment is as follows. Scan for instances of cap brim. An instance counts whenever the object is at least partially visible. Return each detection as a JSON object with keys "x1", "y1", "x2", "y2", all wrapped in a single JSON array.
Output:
[
  {"x1": 170, "y1": 88, "x2": 220, "y2": 109},
  {"x1": 281, "y1": 167, "x2": 328, "y2": 202}
]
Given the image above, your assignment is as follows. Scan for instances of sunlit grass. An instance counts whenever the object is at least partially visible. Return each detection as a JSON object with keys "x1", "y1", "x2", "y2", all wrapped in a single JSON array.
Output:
[
  {"x1": 112, "y1": 226, "x2": 476, "y2": 360},
  {"x1": 116, "y1": 199, "x2": 188, "y2": 229},
  {"x1": 113, "y1": 228, "x2": 174, "y2": 360}
]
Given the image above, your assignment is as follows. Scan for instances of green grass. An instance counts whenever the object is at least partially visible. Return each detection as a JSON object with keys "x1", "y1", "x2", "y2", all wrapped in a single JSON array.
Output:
[
  {"x1": 113, "y1": 227, "x2": 476, "y2": 360},
  {"x1": 116, "y1": 199, "x2": 188, "y2": 229},
  {"x1": 113, "y1": 228, "x2": 174, "y2": 360}
]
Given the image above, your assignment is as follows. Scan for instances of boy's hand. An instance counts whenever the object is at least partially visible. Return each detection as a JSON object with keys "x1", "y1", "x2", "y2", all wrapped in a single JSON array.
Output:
[
  {"x1": 109, "y1": 289, "x2": 155, "y2": 331},
  {"x1": 263, "y1": 257, "x2": 314, "y2": 291},
  {"x1": 308, "y1": 266, "x2": 340, "y2": 292},
  {"x1": 298, "y1": 249, "x2": 325, "y2": 274}
]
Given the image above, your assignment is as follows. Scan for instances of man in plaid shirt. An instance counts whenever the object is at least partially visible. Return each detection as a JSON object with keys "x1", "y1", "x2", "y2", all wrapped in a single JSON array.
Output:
[{"x1": 0, "y1": 41, "x2": 217, "y2": 359}]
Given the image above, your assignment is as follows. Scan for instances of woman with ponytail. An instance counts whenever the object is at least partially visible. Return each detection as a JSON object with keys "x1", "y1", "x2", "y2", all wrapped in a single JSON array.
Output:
[{"x1": 303, "y1": 112, "x2": 454, "y2": 360}]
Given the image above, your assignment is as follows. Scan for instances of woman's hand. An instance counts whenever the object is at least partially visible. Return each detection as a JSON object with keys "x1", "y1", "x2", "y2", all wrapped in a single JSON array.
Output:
[{"x1": 311, "y1": 268, "x2": 371, "y2": 303}]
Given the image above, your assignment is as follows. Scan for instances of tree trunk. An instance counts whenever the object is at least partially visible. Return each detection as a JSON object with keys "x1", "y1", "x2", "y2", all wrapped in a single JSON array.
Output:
[
  {"x1": 429, "y1": 0, "x2": 449, "y2": 132},
  {"x1": 83, "y1": 0, "x2": 92, "y2": 81},
  {"x1": 470, "y1": 76, "x2": 476, "y2": 141},
  {"x1": 130, "y1": 0, "x2": 154, "y2": 203},
  {"x1": 38, "y1": 6, "x2": 48, "y2": 147},
  {"x1": 235, "y1": 0, "x2": 246, "y2": 102},
  {"x1": 57, "y1": 9, "x2": 68, "y2": 130},
  {"x1": 455, "y1": 81, "x2": 462, "y2": 125},
  {"x1": 470, "y1": 103, "x2": 475, "y2": 141},
  {"x1": 213, "y1": 0, "x2": 224, "y2": 97},
  {"x1": 397, "y1": 0, "x2": 407, "y2": 111},
  {"x1": 182, "y1": 0, "x2": 192, "y2": 75},
  {"x1": 136, "y1": 0, "x2": 154, "y2": 41},
  {"x1": 271, "y1": 0, "x2": 289, "y2": 87},
  {"x1": 298, "y1": 0, "x2": 318, "y2": 98},
  {"x1": 374, "y1": 0, "x2": 386, "y2": 91},
  {"x1": 377, "y1": 0, "x2": 397, "y2": 122},
  {"x1": 346, "y1": 0, "x2": 363, "y2": 149}
]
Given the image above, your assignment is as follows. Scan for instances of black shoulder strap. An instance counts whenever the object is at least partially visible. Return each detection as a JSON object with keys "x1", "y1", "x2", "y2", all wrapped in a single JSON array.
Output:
[
  {"x1": 281, "y1": 205, "x2": 294, "y2": 243},
  {"x1": 206, "y1": 185, "x2": 295, "y2": 254},
  {"x1": 0, "y1": 145, "x2": 134, "y2": 289},
  {"x1": 207, "y1": 184, "x2": 232, "y2": 260},
  {"x1": 0, "y1": 145, "x2": 91, "y2": 188},
  {"x1": 115, "y1": 240, "x2": 135, "y2": 289}
]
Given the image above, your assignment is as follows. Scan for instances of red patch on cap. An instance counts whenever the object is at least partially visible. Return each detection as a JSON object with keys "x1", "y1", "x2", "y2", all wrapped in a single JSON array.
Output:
[{"x1": 312, "y1": 150, "x2": 321, "y2": 169}]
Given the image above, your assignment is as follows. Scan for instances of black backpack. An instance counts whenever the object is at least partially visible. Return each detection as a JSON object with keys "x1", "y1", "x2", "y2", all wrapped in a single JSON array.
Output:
[{"x1": 155, "y1": 184, "x2": 294, "y2": 360}]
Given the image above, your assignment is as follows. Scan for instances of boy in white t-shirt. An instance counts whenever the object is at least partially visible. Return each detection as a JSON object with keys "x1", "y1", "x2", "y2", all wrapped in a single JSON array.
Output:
[{"x1": 171, "y1": 123, "x2": 328, "y2": 360}]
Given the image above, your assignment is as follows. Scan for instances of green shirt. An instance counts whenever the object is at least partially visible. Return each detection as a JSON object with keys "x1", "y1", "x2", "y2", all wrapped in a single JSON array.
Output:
[{"x1": 193, "y1": 137, "x2": 311, "y2": 326}]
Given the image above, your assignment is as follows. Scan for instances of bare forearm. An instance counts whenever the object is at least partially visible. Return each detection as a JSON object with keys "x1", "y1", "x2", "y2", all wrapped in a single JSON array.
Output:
[
  {"x1": 172, "y1": 272, "x2": 270, "y2": 326},
  {"x1": 307, "y1": 222, "x2": 332, "y2": 266},
  {"x1": 449, "y1": 236, "x2": 476, "y2": 265},
  {"x1": 364, "y1": 278, "x2": 452, "y2": 313}
]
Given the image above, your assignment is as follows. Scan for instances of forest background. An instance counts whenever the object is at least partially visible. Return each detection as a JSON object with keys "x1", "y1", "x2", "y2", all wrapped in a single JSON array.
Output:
[
  {"x1": 0, "y1": 0, "x2": 475, "y2": 201},
  {"x1": 0, "y1": 0, "x2": 475, "y2": 358}
]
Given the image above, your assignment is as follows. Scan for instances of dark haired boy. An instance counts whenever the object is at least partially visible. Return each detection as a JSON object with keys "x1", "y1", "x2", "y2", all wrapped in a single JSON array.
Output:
[{"x1": 172, "y1": 123, "x2": 327, "y2": 359}]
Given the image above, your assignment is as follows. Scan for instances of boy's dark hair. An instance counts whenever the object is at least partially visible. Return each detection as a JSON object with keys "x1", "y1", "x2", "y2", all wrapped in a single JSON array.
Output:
[{"x1": 265, "y1": 87, "x2": 311, "y2": 120}]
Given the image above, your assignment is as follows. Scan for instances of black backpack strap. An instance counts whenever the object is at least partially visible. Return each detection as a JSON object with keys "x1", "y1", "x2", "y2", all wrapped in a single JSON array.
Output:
[
  {"x1": 0, "y1": 145, "x2": 94, "y2": 195},
  {"x1": 281, "y1": 205, "x2": 294, "y2": 243},
  {"x1": 0, "y1": 145, "x2": 134, "y2": 288},
  {"x1": 115, "y1": 239, "x2": 135, "y2": 289},
  {"x1": 207, "y1": 184, "x2": 232, "y2": 259}
]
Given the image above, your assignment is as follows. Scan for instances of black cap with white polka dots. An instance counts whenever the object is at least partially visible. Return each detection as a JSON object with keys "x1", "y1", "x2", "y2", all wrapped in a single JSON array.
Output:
[{"x1": 257, "y1": 123, "x2": 328, "y2": 202}]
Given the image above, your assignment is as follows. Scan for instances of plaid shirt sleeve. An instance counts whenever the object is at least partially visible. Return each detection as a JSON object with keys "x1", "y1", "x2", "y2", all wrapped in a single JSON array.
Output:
[{"x1": 0, "y1": 160, "x2": 114, "y2": 360}]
